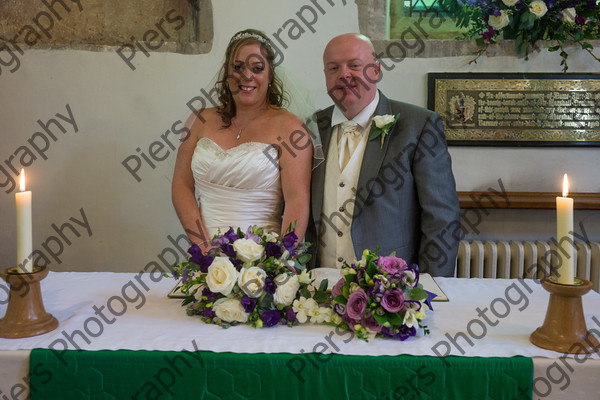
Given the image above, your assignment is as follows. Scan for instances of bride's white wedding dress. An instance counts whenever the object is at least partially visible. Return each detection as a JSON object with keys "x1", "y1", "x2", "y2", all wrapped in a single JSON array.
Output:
[{"x1": 191, "y1": 137, "x2": 283, "y2": 237}]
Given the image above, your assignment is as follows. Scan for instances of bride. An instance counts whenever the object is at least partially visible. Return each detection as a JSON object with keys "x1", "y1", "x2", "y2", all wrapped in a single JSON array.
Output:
[{"x1": 172, "y1": 29, "x2": 314, "y2": 251}]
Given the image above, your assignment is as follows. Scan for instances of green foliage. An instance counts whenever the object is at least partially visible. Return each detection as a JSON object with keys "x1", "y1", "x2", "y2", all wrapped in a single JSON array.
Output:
[{"x1": 445, "y1": 0, "x2": 600, "y2": 71}]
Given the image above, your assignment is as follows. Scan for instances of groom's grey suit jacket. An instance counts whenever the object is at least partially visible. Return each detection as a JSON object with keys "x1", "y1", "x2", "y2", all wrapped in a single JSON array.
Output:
[{"x1": 308, "y1": 91, "x2": 460, "y2": 277}]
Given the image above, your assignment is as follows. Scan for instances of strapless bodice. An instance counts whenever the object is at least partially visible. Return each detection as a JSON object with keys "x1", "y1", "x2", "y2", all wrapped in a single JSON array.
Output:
[{"x1": 191, "y1": 137, "x2": 282, "y2": 236}]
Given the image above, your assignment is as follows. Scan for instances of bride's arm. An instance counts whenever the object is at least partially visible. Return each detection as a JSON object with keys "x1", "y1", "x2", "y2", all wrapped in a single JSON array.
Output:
[
  {"x1": 171, "y1": 119, "x2": 212, "y2": 252},
  {"x1": 279, "y1": 118, "x2": 313, "y2": 241}
]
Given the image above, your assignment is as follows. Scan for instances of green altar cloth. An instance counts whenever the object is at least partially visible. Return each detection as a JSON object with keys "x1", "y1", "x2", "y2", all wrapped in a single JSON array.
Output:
[{"x1": 30, "y1": 349, "x2": 532, "y2": 399}]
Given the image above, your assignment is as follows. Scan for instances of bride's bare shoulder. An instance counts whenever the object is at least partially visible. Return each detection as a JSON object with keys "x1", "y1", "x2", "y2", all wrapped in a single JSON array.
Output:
[
  {"x1": 188, "y1": 107, "x2": 223, "y2": 135},
  {"x1": 265, "y1": 107, "x2": 305, "y2": 130}
]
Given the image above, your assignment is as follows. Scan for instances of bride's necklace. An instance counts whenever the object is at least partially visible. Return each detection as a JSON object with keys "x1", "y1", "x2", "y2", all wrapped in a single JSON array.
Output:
[{"x1": 232, "y1": 108, "x2": 267, "y2": 140}]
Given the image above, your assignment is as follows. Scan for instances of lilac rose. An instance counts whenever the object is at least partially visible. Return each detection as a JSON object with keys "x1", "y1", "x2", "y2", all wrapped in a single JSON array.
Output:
[
  {"x1": 332, "y1": 278, "x2": 345, "y2": 298},
  {"x1": 377, "y1": 256, "x2": 407, "y2": 275},
  {"x1": 362, "y1": 312, "x2": 383, "y2": 333},
  {"x1": 346, "y1": 288, "x2": 368, "y2": 320},
  {"x1": 381, "y1": 289, "x2": 405, "y2": 313}
]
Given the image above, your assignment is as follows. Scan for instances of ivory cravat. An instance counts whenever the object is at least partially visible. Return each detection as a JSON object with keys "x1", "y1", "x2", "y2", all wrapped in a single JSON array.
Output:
[{"x1": 338, "y1": 121, "x2": 362, "y2": 170}]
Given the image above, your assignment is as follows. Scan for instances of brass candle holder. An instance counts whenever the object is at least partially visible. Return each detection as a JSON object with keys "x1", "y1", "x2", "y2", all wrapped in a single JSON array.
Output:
[
  {"x1": 0, "y1": 265, "x2": 58, "y2": 338},
  {"x1": 530, "y1": 278, "x2": 600, "y2": 354}
]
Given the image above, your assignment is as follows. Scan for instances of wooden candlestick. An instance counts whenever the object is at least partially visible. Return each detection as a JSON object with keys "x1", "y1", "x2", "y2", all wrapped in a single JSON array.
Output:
[
  {"x1": 0, "y1": 265, "x2": 58, "y2": 338},
  {"x1": 530, "y1": 278, "x2": 600, "y2": 353}
]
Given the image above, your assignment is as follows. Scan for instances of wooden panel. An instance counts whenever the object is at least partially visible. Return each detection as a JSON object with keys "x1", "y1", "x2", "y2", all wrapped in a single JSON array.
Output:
[{"x1": 458, "y1": 192, "x2": 600, "y2": 209}]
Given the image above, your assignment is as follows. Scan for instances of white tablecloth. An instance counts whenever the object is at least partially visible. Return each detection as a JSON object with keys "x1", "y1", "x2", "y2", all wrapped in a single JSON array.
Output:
[{"x1": 1, "y1": 272, "x2": 599, "y2": 399}]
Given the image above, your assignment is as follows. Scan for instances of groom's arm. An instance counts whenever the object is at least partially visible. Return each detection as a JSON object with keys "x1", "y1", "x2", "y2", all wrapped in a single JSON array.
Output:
[{"x1": 412, "y1": 112, "x2": 460, "y2": 277}]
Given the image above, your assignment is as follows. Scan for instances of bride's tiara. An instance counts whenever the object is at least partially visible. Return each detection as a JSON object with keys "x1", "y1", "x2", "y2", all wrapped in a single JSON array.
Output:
[{"x1": 230, "y1": 32, "x2": 269, "y2": 44}]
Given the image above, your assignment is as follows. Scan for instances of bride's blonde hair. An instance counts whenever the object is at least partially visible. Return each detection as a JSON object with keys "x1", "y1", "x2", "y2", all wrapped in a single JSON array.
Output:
[{"x1": 215, "y1": 29, "x2": 288, "y2": 128}]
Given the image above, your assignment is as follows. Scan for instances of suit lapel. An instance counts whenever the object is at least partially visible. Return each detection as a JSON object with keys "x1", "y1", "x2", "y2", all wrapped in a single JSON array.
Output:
[
  {"x1": 311, "y1": 107, "x2": 334, "y2": 228},
  {"x1": 353, "y1": 92, "x2": 395, "y2": 219}
]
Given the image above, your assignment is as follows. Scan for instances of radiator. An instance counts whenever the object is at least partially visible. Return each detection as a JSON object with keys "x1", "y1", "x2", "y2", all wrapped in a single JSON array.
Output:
[{"x1": 456, "y1": 240, "x2": 600, "y2": 293}]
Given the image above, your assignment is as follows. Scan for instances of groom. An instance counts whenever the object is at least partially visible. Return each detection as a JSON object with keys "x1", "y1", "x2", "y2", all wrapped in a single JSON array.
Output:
[{"x1": 307, "y1": 33, "x2": 460, "y2": 277}]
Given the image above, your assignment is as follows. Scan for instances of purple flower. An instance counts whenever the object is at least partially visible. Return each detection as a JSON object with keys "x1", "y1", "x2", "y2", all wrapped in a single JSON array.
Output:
[
  {"x1": 355, "y1": 267, "x2": 366, "y2": 283},
  {"x1": 342, "y1": 313, "x2": 360, "y2": 331},
  {"x1": 332, "y1": 278, "x2": 345, "y2": 298},
  {"x1": 378, "y1": 256, "x2": 408, "y2": 275},
  {"x1": 381, "y1": 289, "x2": 405, "y2": 313},
  {"x1": 369, "y1": 278, "x2": 386, "y2": 298},
  {"x1": 187, "y1": 244, "x2": 214, "y2": 273},
  {"x1": 220, "y1": 243, "x2": 236, "y2": 258},
  {"x1": 224, "y1": 228, "x2": 240, "y2": 243},
  {"x1": 265, "y1": 242, "x2": 283, "y2": 259},
  {"x1": 283, "y1": 231, "x2": 298, "y2": 250},
  {"x1": 264, "y1": 279, "x2": 277, "y2": 294},
  {"x1": 202, "y1": 307, "x2": 216, "y2": 319},
  {"x1": 229, "y1": 257, "x2": 243, "y2": 271},
  {"x1": 381, "y1": 326, "x2": 395, "y2": 337},
  {"x1": 395, "y1": 325, "x2": 417, "y2": 341},
  {"x1": 362, "y1": 312, "x2": 383, "y2": 333},
  {"x1": 261, "y1": 310, "x2": 281, "y2": 327},
  {"x1": 587, "y1": 0, "x2": 596, "y2": 9},
  {"x1": 346, "y1": 288, "x2": 368, "y2": 320},
  {"x1": 575, "y1": 14, "x2": 585, "y2": 25},
  {"x1": 286, "y1": 308, "x2": 297, "y2": 323},
  {"x1": 244, "y1": 226, "x2": 261, "y2": 243},
  {"x1": 181, "y1": 268, "x2": 190, "y2": 284},
  {"x1": 241, "y1": 296, "x2": 256, "y2": 313},
  {"x1": 202, "y1": 287, "x2": 218, "y2": 301},
  {"x1": 482, "y1": 26, "x2": 497, "y2": 42},
  {"x1": 333, "y1": 303, "x2": 346, "y2": 316}
]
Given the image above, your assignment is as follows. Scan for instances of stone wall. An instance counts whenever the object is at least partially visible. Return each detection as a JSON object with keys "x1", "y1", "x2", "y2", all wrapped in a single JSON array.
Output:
[{"x1": 0, "y1": 0, "x2": 212, "y2": 53}]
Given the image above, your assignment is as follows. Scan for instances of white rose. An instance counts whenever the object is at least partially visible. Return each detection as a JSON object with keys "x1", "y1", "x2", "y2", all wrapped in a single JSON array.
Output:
[
  {"x1": 562, "y1": 7, "x2": 576, "y2": 23},
  {"x1": 212, "y1": 297, "x2": 248, "y2": 323},
  {"x1": 237, "y1": 266, "x2": 266, "y2": 298},
  {"x1": 232, "y1": 239, "x2": 264, "y2": 263},
  {"x1": 292, "y1": 296, "x2": 318, "y2": 323},
  {"x1": 502, "y1": 0, "x2": 518, "y2": 6},
  {"x1": 273, "y1": 274, "x2": 300, "y2": 306},
  {"x1": 488, "y1": 11, "x2": 510, "y2": 30},
  {"x1": 206, "y1": 257, "x2": 239, "y2": 296},
  {"x1": 529, "y1": 0, "x2": 548, "y2": 17},
  {"x1": 373, "y1": 114, "x2": 395, "y2": 128}
]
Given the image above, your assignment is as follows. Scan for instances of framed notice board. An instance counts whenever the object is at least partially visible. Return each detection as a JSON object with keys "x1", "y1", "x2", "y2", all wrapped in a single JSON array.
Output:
[{"x1": 427, "y1": 73, "x2": 600, "y2": 146}]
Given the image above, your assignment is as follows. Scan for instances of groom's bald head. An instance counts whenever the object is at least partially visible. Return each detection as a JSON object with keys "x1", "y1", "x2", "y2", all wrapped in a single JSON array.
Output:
[{"x1": 322, "y1": 33, "x2": 380, "y2": 119}]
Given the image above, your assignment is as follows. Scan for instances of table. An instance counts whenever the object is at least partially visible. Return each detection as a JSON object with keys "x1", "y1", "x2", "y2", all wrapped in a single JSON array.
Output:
[{"x1": 1, "y1": 272, "x2": 599, "y2": 399}]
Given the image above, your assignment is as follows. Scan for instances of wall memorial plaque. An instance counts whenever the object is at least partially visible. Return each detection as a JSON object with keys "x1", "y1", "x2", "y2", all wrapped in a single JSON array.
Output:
[{"x1": 427, "y1": 73, "x2": 600, "y2": 146}]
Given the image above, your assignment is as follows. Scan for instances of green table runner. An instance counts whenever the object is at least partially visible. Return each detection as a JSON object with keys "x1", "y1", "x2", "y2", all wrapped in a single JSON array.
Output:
[{"x1": 30, "y1": 349, "x2": 532, "y2": 399}]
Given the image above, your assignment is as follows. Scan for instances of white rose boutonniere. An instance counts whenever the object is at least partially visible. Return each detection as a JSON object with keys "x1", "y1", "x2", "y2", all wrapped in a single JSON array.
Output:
[{"x1": 369, "y1": 114, "x2": 398, "y2": 149}]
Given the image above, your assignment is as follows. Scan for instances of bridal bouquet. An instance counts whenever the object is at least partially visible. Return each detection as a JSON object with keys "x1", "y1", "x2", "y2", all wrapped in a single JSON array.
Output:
[
  {"x1": 171, "y1": 225, "x2": 331, "y2": 328},
  {"x1": 329, "y1": 249, "x2": 432, "y2": 342},
  {"x1": 441, "y1": 0, "x2": 600, "y2": 71}
]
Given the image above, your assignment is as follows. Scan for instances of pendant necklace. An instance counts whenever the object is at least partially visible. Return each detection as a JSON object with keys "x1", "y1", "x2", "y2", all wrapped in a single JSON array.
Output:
[{"x1": 232, "y1": 107, "x2": 267, "y2": 141}]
